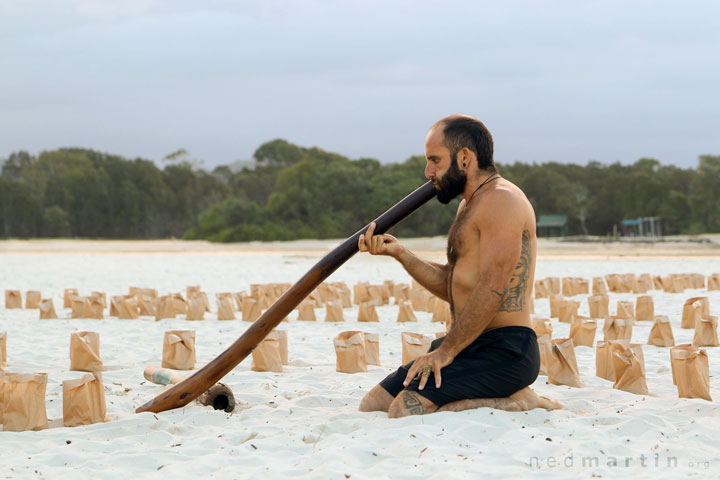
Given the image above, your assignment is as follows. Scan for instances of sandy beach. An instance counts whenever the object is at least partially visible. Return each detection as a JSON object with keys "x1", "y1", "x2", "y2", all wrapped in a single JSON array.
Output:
[{"x1": 1, "y1": 239, "x2": 720, "y2": 478}]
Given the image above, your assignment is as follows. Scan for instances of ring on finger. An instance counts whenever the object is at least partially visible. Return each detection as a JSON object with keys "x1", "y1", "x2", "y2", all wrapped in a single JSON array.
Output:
[{"x1": 422, "y1": 364, "x2": 432, "y2": 377}]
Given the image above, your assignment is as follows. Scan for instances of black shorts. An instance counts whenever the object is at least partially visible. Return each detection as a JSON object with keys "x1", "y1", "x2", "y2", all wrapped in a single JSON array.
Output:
[{"x1": 379, "y1": 326, "x2": 540, "y2": 407}]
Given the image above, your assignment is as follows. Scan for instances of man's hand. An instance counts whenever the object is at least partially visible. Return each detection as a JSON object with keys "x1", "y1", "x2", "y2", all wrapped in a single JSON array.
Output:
[
  {"x1": 358, "y1": 222, "x2": 404, "y2": 258},
  {"x1": 403, "y1": 349, "x2": 453, "y2": 390}
]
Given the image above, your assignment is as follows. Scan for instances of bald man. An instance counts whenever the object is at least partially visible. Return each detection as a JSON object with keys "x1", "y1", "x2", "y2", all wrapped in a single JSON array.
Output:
[{"x1": 358, "y1": 115, "x2": 560, "y2": 417}]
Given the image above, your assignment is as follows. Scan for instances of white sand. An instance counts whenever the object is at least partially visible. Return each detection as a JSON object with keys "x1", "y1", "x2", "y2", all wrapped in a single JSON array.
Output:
[{"x1": 1, "y1": 242, "x2": 720, "y2": 478}]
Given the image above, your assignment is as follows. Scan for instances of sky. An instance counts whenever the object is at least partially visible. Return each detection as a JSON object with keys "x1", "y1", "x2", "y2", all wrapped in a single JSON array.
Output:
[{"x1": 1, "y1": 0, "x2": 719, "y2": 169}]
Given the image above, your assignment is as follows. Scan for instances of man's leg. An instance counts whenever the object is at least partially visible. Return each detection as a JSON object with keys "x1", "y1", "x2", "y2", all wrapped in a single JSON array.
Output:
[
  {"x1": 387, "y1": 390, "x2": 439, "y2": 418},
  {"x1": 436, "y1": 387, "x2": 563, "y2": 413},
  {"x1": 358, "y1": 385, "x2": 394, "y2": 412}
]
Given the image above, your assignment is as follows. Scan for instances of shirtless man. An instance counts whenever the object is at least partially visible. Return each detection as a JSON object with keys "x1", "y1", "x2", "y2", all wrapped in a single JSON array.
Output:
[{"x1": 358, "y1": 114, "x2": 558, "y2": 417}]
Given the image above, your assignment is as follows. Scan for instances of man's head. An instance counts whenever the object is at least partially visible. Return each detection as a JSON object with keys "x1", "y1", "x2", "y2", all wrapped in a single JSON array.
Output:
[{"x1": 424, "y1": 115, "x2": 495, "y2": 204}]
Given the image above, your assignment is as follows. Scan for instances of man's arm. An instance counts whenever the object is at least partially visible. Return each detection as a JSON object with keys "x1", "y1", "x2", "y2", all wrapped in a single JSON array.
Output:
[{"x1": 358, "y1": 222, "x2": 449, "y2": 301}]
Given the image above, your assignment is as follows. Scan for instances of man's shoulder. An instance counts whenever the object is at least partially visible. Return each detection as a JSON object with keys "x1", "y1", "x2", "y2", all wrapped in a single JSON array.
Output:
[{"x1": 471, "y1": 181, "x2": 531, "y2": 227}]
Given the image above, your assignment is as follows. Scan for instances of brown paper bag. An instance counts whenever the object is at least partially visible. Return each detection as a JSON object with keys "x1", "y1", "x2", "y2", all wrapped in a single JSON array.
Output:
[
  {"x1": 186, "y1": 297, "x2": 206, "y2": 321},
  {"x1": 70, "y1": 331, "x2": 104, "y2": 372},
  {"x1": 562, "y1": 277, "x2": 578, "y2": 297},
  {"x1": 357, "y1": 302, "x2": 379, "y2": 322},
  {"x1": 549, "y1": 295, "x2": 565, "y2": 318},
  {"x1": 558, "y1": 300, "x2": 579, "y2": 324},
  {"x1": 71, "y1": 296, "x2": 86, "y2": 318},
  {"x1": 1, "y1": 373, "x2": 48, "y2": 431},
  {"x1": 39, "y1": 298, "x2": 58, "y2": 319},
  {"x1": 162, "y1": 331, "x2": 196, "y2": 370},
  {"x1": 367, "y1": 285, "x2": 386, "y2": 306},
  {"x1": 708, "y1": 274, "x2": 720, "y2": 291},
  {"x1": 411, "y1": 289, "x2": 432, "y2": 312},
  {"x1": 364, "y1": 332, "x2": 380, "y2": 366},
  {"x1": 169, "y1": 293, "x2": 188, "y2": 315},
  {"x1": 186, "y1": 286, "x2": 202, "y2": 302},
  {"x1": 251, "y1": 336, "x2": 283, "y2": 373},
  {"x1": 90, "y1": 292, "x2": 107, "y2": 308},
  {"x1": 25, "y1": 291, "x2": 41, "y2": 309},
  {"x1": 681, "y1": 297, "x2": 709, "y2": 329},
  {"x1": 134, "y1": 294, "x2": 155, "y2": 316},
  {"x1": 63, "y1": 288, "x2": 78, "y2": 308},
  {"x1": 532, "y1": 318, "x2": 553, "y2": 339},
  {"x1": 129, "y1": 287, "x2": 158, "y2": 300},
  {"x1": 647, "y1": 315, "x2": 675, "y2": 347},
  {"x1": 616, "y1": 301, "x2": 634, "y2": 320},
  {"x1": 432, "y1": 300, "x2": 452, "y2": 326},
  {"x1": 296, "y1": 301, "x2": 316, "y2": 321},
  {"x1": 663, "y1": 275, "x2": 685, "y2": 294},
  {"x1": 0, "y1": 331, "x2": 7, "y2": 369},
  {"x1": 242, "y1": 297, "x2": 262, "y2": 322},
  {"x1": 588, "y1": 295, "x2": 609, "y2": 318},
  {"x1": 394, "y1": 284, "x2": 411, "y2": 304},
  {"x1": 692, "y1": 315, "x2": 719, "y2": 347},
  {"x1": 154, "y1": 296, "x2": 176, "y2": 321},
  {"x1": 72, "y1": 296, "x2": 103, "y2": 319},
  {"x1": 670, "y1": 344, "x2": 695, "y2": 385},
  {"x1": 62, "y1": 372, "x2": 109, "y2": 427},
  {"x1": 324, "y1": 300, "x2": 344, "y2": 322},
  {"x1": 569, "y1": 317, "x2": 597, "y2": 347},
  {"x1": 275, "y1": 330, "x2": 289, "y2": 365},
  {"x1": 333, "y1": 331, "x2": 367, "y2": 374},
  {"x1": 592, "y1": 277, "x2": 608, "y2": 295},
  {"x1": 545, "y1": 338, "x2": 583, "y2": 387},
  {"x1": 397, "y1": 301, "x2": 418, "y2": 323},
  {"x1": 636, "y1": 274, "x2": 654, "y2": 293},
  {"x1": 401, "y1": 332, "x2": 433, "y2": 364},
  {"x1": 232, "y1": 291, "x2": 247, "y2": 311},
  {"x1": 534, "y1": 279, "x2": 550, "y2": 299},
  {"x1": 603, "y1": 316, "x2": 633, "y2": 342},
  {"x1": 216, "y1": 296, "x2": 236, "y2": 321},
  {"x1": 537, "y1": 334, "x2": 550, "y2": 375},
  {"x1": 548, "y1": 277, "x2": 561, "y2": 295},
  {"x1": 671, "y1": 348, "x2": 711, "y2": 401},
  {"x1": 635, "y1": 296, "x2": 654, "y2": 321},
  {"x1": 595, "y1": 341, "x2": 644, "y2": 381},
  {"x1": 690, "y1": 273, "x2": 705, "y2": 289},
  {"x1": 4, "y1": 290, "x2": 22, "y2": 309},
  {"x1": 612, "y1": 344, "x2": 648, "y2": 395},
  {"x1": 353, "y1": 282, "x2": 369, "y2": 305},
  {"x1": 117, "y1": 297, "x2": 139, "y2": 320}
]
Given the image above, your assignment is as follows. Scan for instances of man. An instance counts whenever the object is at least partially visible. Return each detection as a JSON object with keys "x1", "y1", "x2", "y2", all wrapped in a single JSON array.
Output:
[{"x1": 358, "y1": 114, "x2": 559, "y2": 417}]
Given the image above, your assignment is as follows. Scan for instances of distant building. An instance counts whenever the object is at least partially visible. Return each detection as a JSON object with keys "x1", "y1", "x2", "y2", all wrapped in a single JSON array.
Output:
[
  {"x1": 536, "y1": 215, "x2": 569, "y2": 237},
  {"x1": 620, "y1": 217, "x2": 662, "y2": 238}
]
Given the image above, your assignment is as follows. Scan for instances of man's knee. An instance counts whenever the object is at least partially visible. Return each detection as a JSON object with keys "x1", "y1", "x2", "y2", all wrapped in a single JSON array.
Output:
[
  {"x1": 387, "y1": 390, "x2": 437, "y2": 418},
  {"x1": 358, "y1": 385, "x2": 394, "y2": 413}
]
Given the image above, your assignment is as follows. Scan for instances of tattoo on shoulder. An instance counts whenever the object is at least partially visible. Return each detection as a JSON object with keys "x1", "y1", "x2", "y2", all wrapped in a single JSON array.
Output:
[
  {"x1": 497, "y1": 229, "x2": 531, "y2": 312},
  {"x1": 402, "y1": 391, "x2": 425, "y2": 415}
]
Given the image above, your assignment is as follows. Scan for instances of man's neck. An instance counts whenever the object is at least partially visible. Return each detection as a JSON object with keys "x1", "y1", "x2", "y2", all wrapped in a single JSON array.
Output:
[{"x1": 461, "y1": 171, "x2": 498, "y2": 203}]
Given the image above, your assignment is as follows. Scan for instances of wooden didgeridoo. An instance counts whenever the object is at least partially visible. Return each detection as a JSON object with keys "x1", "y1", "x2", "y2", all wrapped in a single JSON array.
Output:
[{"x1": 136, "y1": 181, "x2": 436, "y2": 414}]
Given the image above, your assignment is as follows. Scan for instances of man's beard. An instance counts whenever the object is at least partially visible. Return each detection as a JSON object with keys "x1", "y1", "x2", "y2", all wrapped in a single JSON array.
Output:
[{"x1": 435, "y1": 155, "x2": 466, "y2": 204}]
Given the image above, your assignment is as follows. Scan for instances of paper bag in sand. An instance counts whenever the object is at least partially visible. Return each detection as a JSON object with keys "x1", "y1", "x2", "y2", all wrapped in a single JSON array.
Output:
[
  {"x1": 692, "y1": 315, "x2": 719, "y2": 347},
  {"x1": 62, "y1": 372, "x2": 109, "y2": 427},
  {"x1": 611, "y1": 344, "x2": 649, "y2": 395},
  {"x1": 367, "y1": 285, "x2": 386, "y2": 306},
  {"x1": 1, "y1": 373, "x2": 48, "y2": 431},
  {"x1": 592, "y1": 277, "x2": 608, "y2": 295},
  {"x1": 162, "y1": 331, "x2": 196, "y2": 370},
  {"x1": 549, "y1": 295, "x2": 565, "y2": 318},
  {"x1": 690, "y1": 273, "x2": 705, "y2": 289},
  {"x1": 558, "y1": 300, "x2": 579, "y2": 324},
  {"x1": 275, "y1": 330, "x2": 289, "y2": 365},
  {"x1": 708, "y1": 274, "x2": 720, "y2": 291},
  {"x1": 603, "y1": 316, "x2": 633, "y2": 342},
  {"x1": 569, "y1": 317, "x2": 597, "y2": 347},
  {"x1": 671, "y1": 344, "x2": 696, "y2": 385},
  {"x1": 242, "y1": 297, "x2": 262, "y2": 322},
  {"x1": 364, "y1": 332, "x2": 380, "y2": 366},
  {"x1": 534, "y1": 279, "x2": 551, "y2": 298},
  {"x1": 117, "y1": 297, "x2": 139, "y2": 320},
  {"x1": 39, "y1": 298, "x2": 58, "y2": 319},
  {"x1": 353, "y1": 282, "x2": 369, "y2": 305},
  {"x1": 296, "y1": 301, "x2": 316, "y2": 321},
  {"x1": 647, "y1": 315, "x2": 675, "y2": 347},
  {"x1": 432, "y1": 300, "x2": 452, "y2": 326},
  {"x1": 537, "y1": 334, "x2": 550, "y2": 375},
  {"x1": 25, "y1": 291, "x2": 41, "y2": 309},
  {"x1": 324, "y1": 300, "x2": 344, "y2": 322},
  {"x1": 232, "y1": 291, "x2": 247, "y2": 311},
  {"x1": 636, "y1": 274, "x2": 653, "y2": 293},
  {"x1": 333, "y1": 331, "x2": 367, "y2": 374},
  {"x1": 397, "y1": 301, "x2": 418, "y2": 323},
  {"x1": 671, "y1": 347, "x2": 711, "y2": 401},
  {"x1": 681, "y1": 297, "x2": 709, "y2": 329},
  {"x1": 595, "y1": 341, "x2": 644, "y2": 382},
  {"x1": 357, "y1": 302, "x2": 379, "y2": 322},
  {"x1": 394, "y1": 284, "x2": 411, "y2": 304},
  {"x1": 532, "y1": 318, "x2": 553, "y2": 339},
  {"x1": 251, "y1": 336, "x2": 283, "y2": 373},
  {"x1": 70, "y1": 331, "x2": 104, "y2": 372},
  {"x1": 545, "y1": 338, "x2": 583, "y2": 388},
  {"x1": 154, "y1": 296, "x2": 176, "y2": 321},
  {"x1": 0, "y1": 331, "x2": 6, "y2": 369},
  {"x1": 588, "y1": 294, "x2": 609, "y2": 318},
  {"x1": 216, "y1": 296, "x2": 236, "y2": 321},
  {"x1": 401, "y1": 332, "x2": 433, "y2": 364},
  {"x1": 410, "y1": 289, "x2": 432, "y2": 312},
  {"x1": 186, "y1": 297, "x2": 206, "y2": 321},
  {"x1": 4, "y1": 290, "x2": 22, "y2": 309},
  {"x1": 63, "y1": 288, "x2": 78, "y2": 308},
  {"x1": 616, "y1": 300, "x2": 634, "y2": 320},
  {"x1": 129, "y1": 287, "x2": 158, "y2": 300},
  {"x1": 562, "y1": 277, "x2": 579, "y2": 297},
  {"x1": 635, "y1": 296, "x2": 654, "y2": 321}
]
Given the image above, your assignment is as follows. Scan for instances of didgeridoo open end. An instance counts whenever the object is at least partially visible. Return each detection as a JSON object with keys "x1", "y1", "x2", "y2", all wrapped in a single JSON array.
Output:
[
  {"x1": 143, "y1": 365, "x2": 236, "y2": 413},
  {"x1": 136, "y1": 181, "x2": 437, "y2": 414}
]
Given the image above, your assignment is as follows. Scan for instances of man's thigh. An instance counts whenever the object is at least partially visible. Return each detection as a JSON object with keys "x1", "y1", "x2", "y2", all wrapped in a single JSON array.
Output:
[{"x1": 387, "y1": 390, "x2": 438, "y2": 418}]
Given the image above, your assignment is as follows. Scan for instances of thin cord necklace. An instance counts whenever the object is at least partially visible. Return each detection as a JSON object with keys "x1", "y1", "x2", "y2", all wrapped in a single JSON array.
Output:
[{"x1": 463, "y1": 174, "x2": 500, "y2": 211}]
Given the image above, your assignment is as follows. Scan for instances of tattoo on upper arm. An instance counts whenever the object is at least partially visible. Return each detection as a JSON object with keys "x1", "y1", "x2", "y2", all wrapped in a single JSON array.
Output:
[
  {"x1": 402, "y1": 391, "x2": 425, "y2": 415},
  {"x1": 497, "y1": 229, "x2": 531, "y2": 312}
]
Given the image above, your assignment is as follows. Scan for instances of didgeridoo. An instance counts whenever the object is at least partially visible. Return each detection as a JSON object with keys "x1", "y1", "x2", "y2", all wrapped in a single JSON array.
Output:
[
  {"x1": 144, "y1": 366, "x2": 236, "y2": 413},
  {"x1": 136, "y1": 181, "x2": 436, "y2": 414}
]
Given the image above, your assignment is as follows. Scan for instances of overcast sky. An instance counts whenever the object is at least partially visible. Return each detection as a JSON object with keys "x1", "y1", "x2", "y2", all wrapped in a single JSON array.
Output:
[{"x1": 1, "y1": 0, "x2": 718, "y2": 169}]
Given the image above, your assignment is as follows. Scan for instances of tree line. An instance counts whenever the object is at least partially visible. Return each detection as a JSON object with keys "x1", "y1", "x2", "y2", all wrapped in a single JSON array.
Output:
[{"x1": 1, "y1": 140, "x2": 718, "y2": 240}]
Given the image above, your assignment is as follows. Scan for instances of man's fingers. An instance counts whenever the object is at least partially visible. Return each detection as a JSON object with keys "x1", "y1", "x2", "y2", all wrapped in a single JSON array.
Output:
[
  {"x1": 358, "y1": 234, "x2": 366, "y2": 252},
  {"x1": 403, "y1": 362, "x2": 419, "y2": 387},
  {"x1": 434, "y1": 364, "x2": 442, "y2": 388}
]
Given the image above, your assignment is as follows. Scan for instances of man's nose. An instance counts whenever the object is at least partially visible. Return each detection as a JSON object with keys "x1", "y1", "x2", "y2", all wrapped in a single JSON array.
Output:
[{"x1": 425, "y1": 163, "x2": 434, "y2": 179}]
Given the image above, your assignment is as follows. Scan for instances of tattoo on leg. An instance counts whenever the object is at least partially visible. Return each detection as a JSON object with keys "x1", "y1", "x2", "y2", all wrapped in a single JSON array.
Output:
[
  {"x1": 498, "y1": 229, "x2": 531, "y2": 312},
  {"x1": 402, "y1": 391, "x2": 425, "y2": 415}
]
